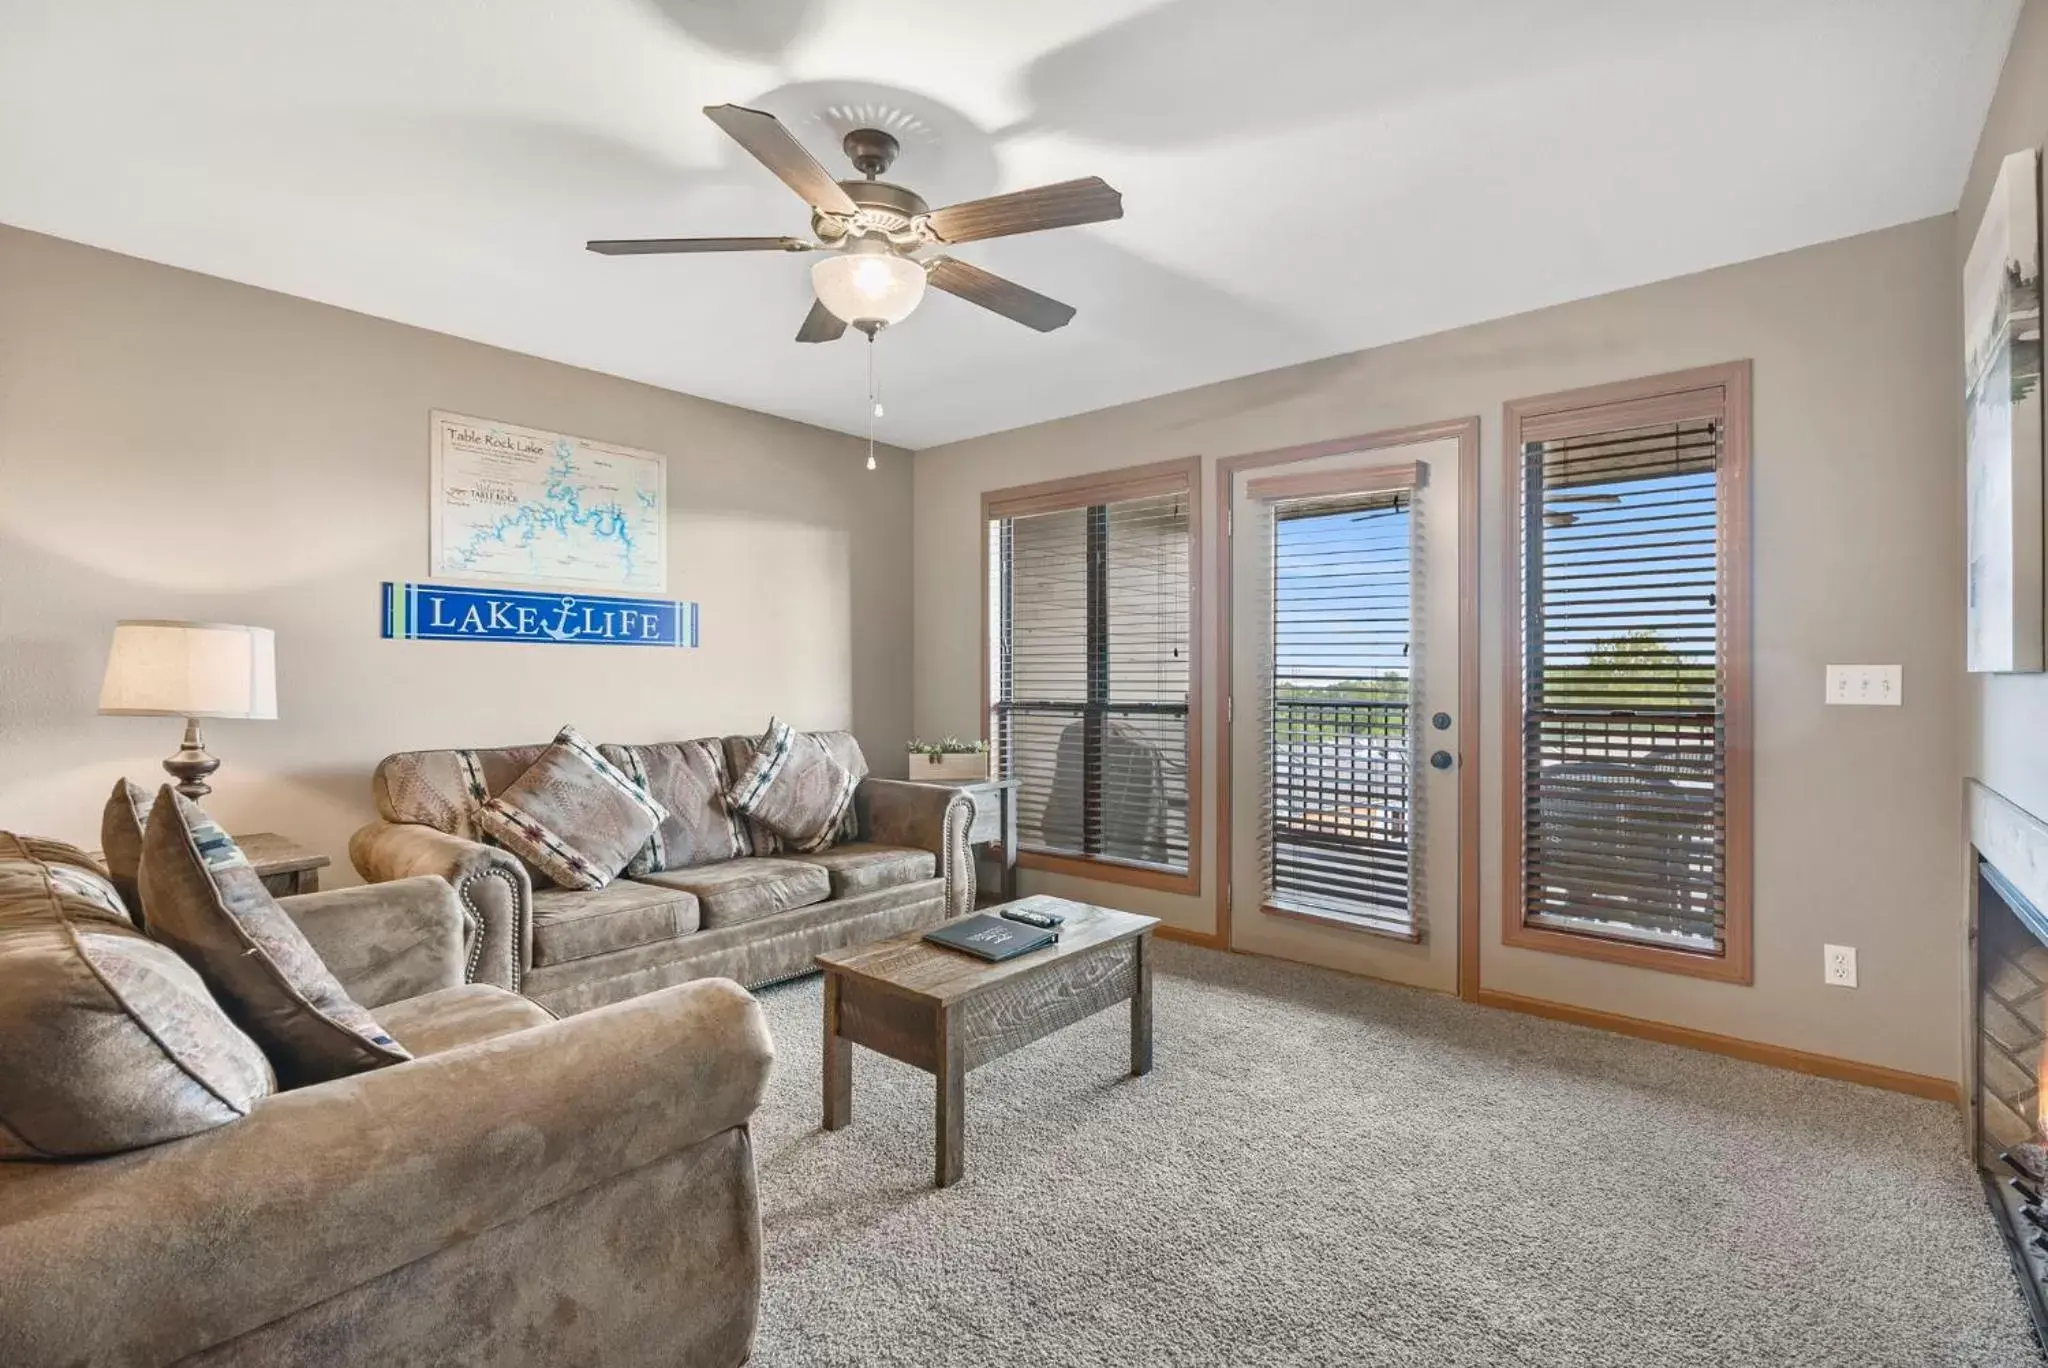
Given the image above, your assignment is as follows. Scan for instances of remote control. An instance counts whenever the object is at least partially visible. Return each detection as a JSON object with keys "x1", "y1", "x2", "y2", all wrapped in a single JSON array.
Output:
[{"x1": 1001, "y1": 907, "x2": 1062, "y2": 930}]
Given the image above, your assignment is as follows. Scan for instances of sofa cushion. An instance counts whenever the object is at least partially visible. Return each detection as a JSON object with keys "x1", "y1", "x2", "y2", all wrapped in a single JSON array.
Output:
[
  {"x1": 633, "y1": 857, "x2": 831, "y2": 929},
  {"x1": 795, "y1": 843, "x2": 937, "y2": 899},
  {"x1": 600, "y1": 739, "x2": 747, "y2": 875},
  {"x1": 532, "y1": 881, "x2": 701, "y2": 967},
  {"x1": 373, "y1": 983, "x2": 556, "y2": 1057},
  {"x1": 98, "y1": 777, "x2": 154, "y2": 917},
  {"x1": 474, "y1": 726, "x2": 668, "y2": 891},
  {"x1": 522, "y1": 876, "x2": 947, "y2": 1012},
  {"x1": 0, "y1": 831, "x2": 272, "y2": 1157},
  {"x1": 139, "y1": 788, "x2": 410, "y2": 1087},
  {"x1": 725, "y1": 718, "x2": 858, "y2": 854}
]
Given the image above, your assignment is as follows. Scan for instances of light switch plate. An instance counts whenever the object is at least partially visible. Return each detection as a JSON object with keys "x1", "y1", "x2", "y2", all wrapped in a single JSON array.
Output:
[{"x1": 1825, "y1": 664, "x2": 1902, "y2": 706}]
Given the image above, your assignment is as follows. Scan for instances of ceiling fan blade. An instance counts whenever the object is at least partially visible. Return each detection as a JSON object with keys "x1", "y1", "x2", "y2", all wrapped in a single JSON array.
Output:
[
  {"x1": 920, "y1": 177, "x2": 1122, "y2": 245},
  {"x1": 586, "y1": 236, "x2": 812, "y2": 255},
  {"x1": 926, "y1": 257, "x2": 1077, "y2": 332},
  {"x1": 796, "y1": 298, "x2": 848, "y2": 343},
  {"x1": 703, "y1": 104, "x2": 860, "y2": 216}
]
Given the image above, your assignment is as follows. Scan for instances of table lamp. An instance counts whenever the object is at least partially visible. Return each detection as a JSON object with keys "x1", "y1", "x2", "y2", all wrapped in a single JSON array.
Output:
[{"x1": 98, "y1": 621, "x2": 277, "y2": 799}]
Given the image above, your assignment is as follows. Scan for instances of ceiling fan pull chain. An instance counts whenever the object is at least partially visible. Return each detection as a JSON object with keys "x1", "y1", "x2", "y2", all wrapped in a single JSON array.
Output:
[{"x1": 866, "y1": 332, "x2": 878, "y2": 471}]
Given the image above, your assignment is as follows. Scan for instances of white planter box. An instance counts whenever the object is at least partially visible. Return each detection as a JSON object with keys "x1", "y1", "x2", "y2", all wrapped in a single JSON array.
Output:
[{"x1": 910, "y1": 751, "x2": 988, "y2": 783}]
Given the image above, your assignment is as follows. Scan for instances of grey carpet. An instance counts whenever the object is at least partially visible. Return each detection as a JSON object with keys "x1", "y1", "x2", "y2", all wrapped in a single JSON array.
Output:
[{"x1": 746, "y1": 942, "x2": 2036, "y2": 1366}]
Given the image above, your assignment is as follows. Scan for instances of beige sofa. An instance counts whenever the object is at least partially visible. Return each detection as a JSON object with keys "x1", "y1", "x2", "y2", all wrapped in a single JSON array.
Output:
[
  {"x1": 350, "y1": 730, "x2": 976, "y2": 1016},
  {"x1": 0, "y1": 833, "x2": 774, "y2": 1368}
]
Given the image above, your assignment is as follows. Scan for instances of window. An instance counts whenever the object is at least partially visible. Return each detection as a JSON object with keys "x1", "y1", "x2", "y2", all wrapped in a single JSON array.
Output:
[
  {"x1": 1502, "y1": 364, "x2": 1751, "y2": 981},
  {"x1": 984, "y1": 459, "x2": 1200, "y2": 891},
  {"x1": 1255, "y1": 468, "x2": 1420, "y2": 937}
]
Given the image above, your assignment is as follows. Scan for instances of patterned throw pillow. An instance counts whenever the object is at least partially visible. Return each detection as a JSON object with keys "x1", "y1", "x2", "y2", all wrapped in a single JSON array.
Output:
[
  {"x1": 99, "y1": 777, "x2": 154, "y2": 918},
  {"x1": 0, "y1": 831, "x2": 273, "y2": 1157},
  {"x1": 138, "y1": 788, "x2": 410, "y2": 1088},
  {"x1": 726, "y1": 717, "x2": 859, "y2": 853},
  {"x1": 474, "y1": 726, "x2": 668, "y2": 891},
  {"x1": 602, "y1": 740, "x2": 748, "y2": 876}
]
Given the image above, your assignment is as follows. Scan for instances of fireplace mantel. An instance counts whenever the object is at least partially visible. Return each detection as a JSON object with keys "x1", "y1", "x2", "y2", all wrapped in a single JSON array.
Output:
[{"x1": 1970, "y1": 782, "x2": 2048, "y2": 921}]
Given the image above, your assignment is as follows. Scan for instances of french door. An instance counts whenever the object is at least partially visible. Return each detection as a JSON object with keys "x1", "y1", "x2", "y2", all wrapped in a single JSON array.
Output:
[{"x1": 1222, "y1": 426, "x2": 1473, "y2": 992}]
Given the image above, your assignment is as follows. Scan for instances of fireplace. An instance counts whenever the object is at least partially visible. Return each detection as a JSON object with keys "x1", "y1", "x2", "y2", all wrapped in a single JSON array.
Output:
[{"x1": 1976, "y1": 857, "x2": 2048, "y2": 1347}]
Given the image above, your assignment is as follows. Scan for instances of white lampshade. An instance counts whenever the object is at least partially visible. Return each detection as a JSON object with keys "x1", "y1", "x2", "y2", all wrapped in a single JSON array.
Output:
[
  {"x1": 99, "y1": 621, "x2": 278, "y2": 720},
  {"x1": 810, "y1": 239, "x2": 926, "y2": 327}
]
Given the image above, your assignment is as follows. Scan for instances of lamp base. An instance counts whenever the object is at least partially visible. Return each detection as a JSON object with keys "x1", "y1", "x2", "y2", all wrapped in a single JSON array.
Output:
[{"x1": 164, "y1": 717, "x2": 220, "y2": 801}]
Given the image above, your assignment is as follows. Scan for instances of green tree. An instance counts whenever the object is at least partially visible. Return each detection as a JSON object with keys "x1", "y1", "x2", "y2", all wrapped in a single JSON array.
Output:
[{"x1": 1542, "y1": 630, "x2": 1712, "y2": 708}]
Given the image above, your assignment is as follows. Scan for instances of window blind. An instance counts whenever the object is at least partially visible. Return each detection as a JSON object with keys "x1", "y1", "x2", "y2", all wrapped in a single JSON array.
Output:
[
  {"x1": 991, "y1": 490, "x2": 1191, "y2": 872},
  {"x1": 1263, "y1": 489, "x2": 1418, "y2": 934},
  {"x1": 1518, "y1": 417, "x2": 1725, "y2": 953}
]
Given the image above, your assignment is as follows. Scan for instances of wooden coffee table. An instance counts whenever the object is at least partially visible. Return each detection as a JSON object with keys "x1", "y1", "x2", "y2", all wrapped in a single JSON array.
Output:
[{"x1": 815, "y1": 895, "x2": 1159, "y2": 1187}]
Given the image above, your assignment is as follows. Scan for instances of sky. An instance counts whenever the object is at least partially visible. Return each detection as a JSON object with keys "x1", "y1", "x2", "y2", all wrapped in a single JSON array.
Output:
[{"x1": 1270, "y1": 467, "x2": 1717, "y2": 691}]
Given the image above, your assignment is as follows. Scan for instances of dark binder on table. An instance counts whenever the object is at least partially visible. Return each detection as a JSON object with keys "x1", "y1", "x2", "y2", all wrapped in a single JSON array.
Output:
[{"x1": 923, "y1": 913, "x2": 1057, "y2": 962}]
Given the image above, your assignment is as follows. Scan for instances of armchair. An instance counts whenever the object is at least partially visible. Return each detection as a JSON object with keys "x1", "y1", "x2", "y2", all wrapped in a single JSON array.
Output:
[{"x1": 0, "y1": 847, "x2": 773, "y2": 1368}]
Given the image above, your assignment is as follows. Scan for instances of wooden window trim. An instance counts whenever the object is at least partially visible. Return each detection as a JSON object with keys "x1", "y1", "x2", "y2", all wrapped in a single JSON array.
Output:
[
  {"x1": 980, "y1": 456, "x2": 1203, "y2": 897},
  {"x1": 982, "y1": 457, "x2": 1198, "y2": 521},
  {"x1": 1499, "y1": 361, "x2": 1753, "y2": 984},
  {"x1": 1017, "y1": 848, "x2": 1197, "y2": 894},
  {"x1": 1243, "y1": 461, "x2": 1425, "y2": 502},
  {"x1": 1261, "y1": 902, "x2": 1425, "y2": 944}
]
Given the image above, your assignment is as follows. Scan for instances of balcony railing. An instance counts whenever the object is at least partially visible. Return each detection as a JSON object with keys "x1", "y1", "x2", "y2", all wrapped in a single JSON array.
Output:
[{"x1": 1268, "y1": 696, "x2": 1412, "y2": 923}]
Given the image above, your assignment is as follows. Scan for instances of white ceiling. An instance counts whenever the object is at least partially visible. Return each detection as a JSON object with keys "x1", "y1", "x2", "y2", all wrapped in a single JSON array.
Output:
[{"x1": 0, "y1": 0, "x2": 2022, "y2": 449}]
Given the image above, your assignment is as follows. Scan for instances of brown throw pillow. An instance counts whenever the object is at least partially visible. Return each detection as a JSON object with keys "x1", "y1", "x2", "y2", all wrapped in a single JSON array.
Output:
[
  {"x1": 474, "y1": 726, "x2": 668, "y2": 890},
  {"x1": 726, "y1": 717, "x2": 859, "y2": 853},
  {"x1": 0, "y1": 831, "x2": 273, "y2": 1156},
  {"x1": 139, "y1": 788, "x2": 409, "y2": 1087},
  {"x1": 602, "y1": 740, "x2": 748, "y2": 875},
  {"x1": 99, "y1": 777, "x2": 154, "y2": 918}
]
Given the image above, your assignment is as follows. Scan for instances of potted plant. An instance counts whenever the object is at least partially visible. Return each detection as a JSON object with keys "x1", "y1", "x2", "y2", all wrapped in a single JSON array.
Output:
[{"x1": 907, "y1": 736, "x2": 989, "y2": 783}]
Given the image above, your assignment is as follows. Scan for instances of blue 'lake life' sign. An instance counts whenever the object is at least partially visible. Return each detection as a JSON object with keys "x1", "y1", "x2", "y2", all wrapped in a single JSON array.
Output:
[{"x1": 381, "y1": 582, "x2": 699, "y2": 647}]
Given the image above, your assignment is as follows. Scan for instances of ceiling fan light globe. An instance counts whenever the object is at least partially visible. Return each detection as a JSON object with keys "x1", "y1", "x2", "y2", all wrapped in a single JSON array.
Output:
[{"x1": 811, "y1": 248, "x2": 925, "y2": 327}]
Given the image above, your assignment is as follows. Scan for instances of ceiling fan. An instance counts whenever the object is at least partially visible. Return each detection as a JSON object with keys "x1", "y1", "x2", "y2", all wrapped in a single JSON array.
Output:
[{"x1": 587, "y1": 104, "x2": 1123, "y2": 342}]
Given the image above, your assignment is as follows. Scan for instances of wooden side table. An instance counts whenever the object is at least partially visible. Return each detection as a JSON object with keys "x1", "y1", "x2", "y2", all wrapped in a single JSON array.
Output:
[
  {"x1": 236, "y1": 833, "x2": 330, "y2": 897},
  {"x1": 916, "y1": 777, "x2": 1020, "y2": 906},
  {"x1": 91, "y1": 831, "x2": 329, "y2": 898}
]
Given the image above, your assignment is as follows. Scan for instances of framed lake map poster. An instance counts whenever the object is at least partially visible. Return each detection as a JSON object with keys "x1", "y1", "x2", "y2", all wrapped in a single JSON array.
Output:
[
  {"x1": 430, "y1": 411, "x2": 667, "y2": 593},
  {"x1": 1966, "y1": 149, "x2": 2044, "y2": 674}
]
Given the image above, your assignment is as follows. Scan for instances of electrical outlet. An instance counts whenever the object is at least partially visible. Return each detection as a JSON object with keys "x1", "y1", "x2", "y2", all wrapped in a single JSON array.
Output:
[
  {"x1": 1825, "y1": 664, "x2": 1902, "y2": 706},
  {"x1": 1824, "y1": 944, "x2": 1857, "y2": 988}
]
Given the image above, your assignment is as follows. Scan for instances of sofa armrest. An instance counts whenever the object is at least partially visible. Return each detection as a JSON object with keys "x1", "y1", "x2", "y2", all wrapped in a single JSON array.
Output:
[
  {"x1": 857, "y1": 778, "x2": 976, "y2": 918},
  {"x1": 350, "y1": 821, "x2": 531, "y2": 991},
  {"x1": 276, "y1": 875, "x2": 467, "y2": 1010},
  {"x1": 0, "y1": 978, "x2": 772, "y2": 1368}
]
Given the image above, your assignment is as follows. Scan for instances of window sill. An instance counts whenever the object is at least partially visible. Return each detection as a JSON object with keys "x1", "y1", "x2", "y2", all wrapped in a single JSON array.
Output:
[
  {"x1": 1017, "y1": 848, "x2": 1198, "y2": 897},
  {"x1": 1501, "y1": 918, "x2": 1753, "y2": 984},
  {"x1": 1262, "y1": 902, "x2": 1421, "y2": 944}
]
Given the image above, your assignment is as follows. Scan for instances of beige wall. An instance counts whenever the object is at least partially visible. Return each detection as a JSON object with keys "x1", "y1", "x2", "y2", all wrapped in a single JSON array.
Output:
[
  {"x1": 1965, "y1": 0, "x2": 2048, "y2": 822},
  {"x1": 916, "y1": 215, "x2": 1964, "y2": 1080},
  {"x1": 0, "y1": 224, "x2": 914, "y2": 875}
]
